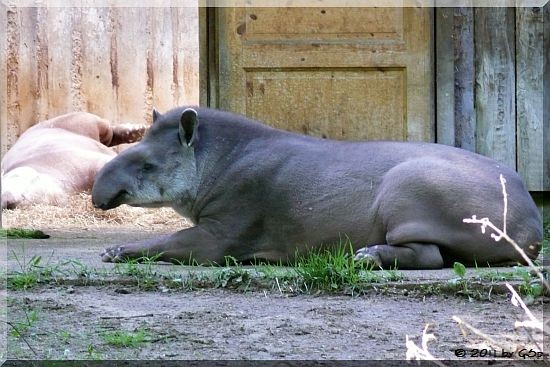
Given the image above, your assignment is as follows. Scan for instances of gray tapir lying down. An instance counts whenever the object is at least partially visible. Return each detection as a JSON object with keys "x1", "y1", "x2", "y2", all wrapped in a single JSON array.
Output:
[
  {"x1": 1, "y1": 112, "x2": 147, "y2": 209},
  {"x1": 92, "y1": 107, "x2": 542, "y2": 269}
]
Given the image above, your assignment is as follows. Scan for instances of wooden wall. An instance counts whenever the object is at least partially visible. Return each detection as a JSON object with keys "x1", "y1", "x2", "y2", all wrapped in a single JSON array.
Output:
[
  {"x1": 1, "y1": 4, "x2": 546, "y2": 192},
  {"x1": 436, "y1": 6, "x2": 547, "y2": 191},
  {"x1": 1, "y1": 4, "x2": 199, "y2": 158}
]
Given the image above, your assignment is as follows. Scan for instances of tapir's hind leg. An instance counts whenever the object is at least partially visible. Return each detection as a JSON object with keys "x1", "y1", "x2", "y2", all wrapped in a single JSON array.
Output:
[
  {"x1": 109, "y1": 124, "x2": 149, "y2": 146},
  {"x1": 354, "y1": 243, "x2": 444, "y2": 270},
  {"x1": 354, "y1": 158, "x2": 542, "y2": 270}
]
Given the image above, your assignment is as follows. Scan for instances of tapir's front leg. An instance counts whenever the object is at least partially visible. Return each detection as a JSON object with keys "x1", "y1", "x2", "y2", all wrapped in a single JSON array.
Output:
[{"x1": 100, "y1": 225, "x2": 228, "y2": 265}]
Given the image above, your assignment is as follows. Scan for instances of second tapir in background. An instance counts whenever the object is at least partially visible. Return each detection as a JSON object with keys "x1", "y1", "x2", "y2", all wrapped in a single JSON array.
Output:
[{"x1": 1, "y1": 112, "x2": 148, "y2": 209}]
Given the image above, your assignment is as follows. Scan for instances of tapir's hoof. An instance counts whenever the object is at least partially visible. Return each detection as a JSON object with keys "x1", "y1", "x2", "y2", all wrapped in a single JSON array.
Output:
[
  {"x1": 354, "y1": 246, "x2": 383, "y2": 268},
  {"x1": 101, "y1": 245, "x2": 130, "y2": 263}
]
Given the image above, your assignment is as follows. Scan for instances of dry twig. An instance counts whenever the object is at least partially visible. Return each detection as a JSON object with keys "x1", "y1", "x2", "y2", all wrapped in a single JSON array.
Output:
[
  {"x1": 405, "y1": 324, "x2": 447, "y2": 366},
  {"x1": 463, "y1": 174, "x2": 548, "y2": 290}
]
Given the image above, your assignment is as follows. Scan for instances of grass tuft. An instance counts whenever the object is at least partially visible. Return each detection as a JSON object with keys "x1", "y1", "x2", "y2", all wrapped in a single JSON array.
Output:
[
  {"x1": 293, "y1": 240, "x2": 402, "y2": 293},
  {"x1": 102, "y1": 329, "x2": 149, "y2": 348},
  {"x1": 542, "y1": 219, "x2": 550, "y2": 257},
  {"x1": 0, "y1": 228, "x2": 49, "y2": 239}
]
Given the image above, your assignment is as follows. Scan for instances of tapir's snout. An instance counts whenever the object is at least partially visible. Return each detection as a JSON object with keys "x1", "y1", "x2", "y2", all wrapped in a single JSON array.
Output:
[
  {"x1": 91, "y1": 183, "x2": 110, "y2": 210},
  {"x1": 92, "y1": 196, "x2": 110, "y2": 210},
  {"x1": 91, "y1": 181, "x2": 129, "y2": 211},
  {"x1": 91, "y1": 161, "x2": 129, "y2": 211}
]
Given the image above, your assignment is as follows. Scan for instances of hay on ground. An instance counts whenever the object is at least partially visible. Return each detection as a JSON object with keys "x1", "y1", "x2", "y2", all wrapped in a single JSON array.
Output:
[{"x1": 1, "y1": 193, "x2": 189, "y2": 232}]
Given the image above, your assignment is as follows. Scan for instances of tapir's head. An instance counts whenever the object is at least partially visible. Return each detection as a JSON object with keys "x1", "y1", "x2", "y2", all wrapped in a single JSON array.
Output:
[{"x1": 92, "y1": 107, "x2": 201, "y2": 211}]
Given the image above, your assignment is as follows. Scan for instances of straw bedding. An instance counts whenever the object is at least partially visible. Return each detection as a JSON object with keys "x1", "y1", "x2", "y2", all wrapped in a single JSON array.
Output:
[{"x1": 1, "y1": 192, "x2": 188, "y2": 232}]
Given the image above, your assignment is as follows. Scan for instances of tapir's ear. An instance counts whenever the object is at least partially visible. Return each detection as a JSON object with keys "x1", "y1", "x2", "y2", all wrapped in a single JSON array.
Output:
[
  {"x1": 179, "y1": 108, "x2": 199, "y2": 147},
  {"x1": 152, "y1": 108, "x2": 161, "y2": 123}
]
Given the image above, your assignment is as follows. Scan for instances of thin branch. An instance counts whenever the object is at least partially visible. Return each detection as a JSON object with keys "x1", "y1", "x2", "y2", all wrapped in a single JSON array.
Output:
[
  {"x1": 452, "y1": 316, "x2": 506, "y2": 351},
  {"x1": 462, "y1": 174, "x2": 549, "y2": 290},
  {"x1": 405, "y1": 324, "x2": 447, "y2": 367},
  {"x1": 100, "y1": 313, "x2": 154, "y2": 320},
  {"x1": 275, "y1": 277, "x2": 282, "y2": 294},
  {"x1": 505, "y1": 282, "x2": 542, "y2": 330},
  {"x1": 6, "y1": 321, "x2": 38, "y2": 356},
  {"x1": 500, "y1": 174, "x2": 507, "y2": 237}
]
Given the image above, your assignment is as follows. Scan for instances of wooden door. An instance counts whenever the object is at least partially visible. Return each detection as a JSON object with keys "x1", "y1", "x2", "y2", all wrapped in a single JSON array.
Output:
[{"x1": 212, "y1": 7, "x2": 433, "y2": 142}]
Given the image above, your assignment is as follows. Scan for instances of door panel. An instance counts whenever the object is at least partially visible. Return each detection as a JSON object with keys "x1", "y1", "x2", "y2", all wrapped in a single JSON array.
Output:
[{"x1": 216, "y1": 7, "x2": 433, "y2": 142}]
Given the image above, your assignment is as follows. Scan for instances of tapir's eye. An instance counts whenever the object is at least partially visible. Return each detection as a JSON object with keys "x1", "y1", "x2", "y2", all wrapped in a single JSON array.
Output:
[{"x1": 142, "y1": 163, "x2": 155, "y2": 172}]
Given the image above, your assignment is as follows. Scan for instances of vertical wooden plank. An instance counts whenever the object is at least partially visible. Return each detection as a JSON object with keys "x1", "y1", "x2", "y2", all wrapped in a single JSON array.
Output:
[
  {"x1": 171, "y1": 7, "x2": 185, "y2": 107},
  {"x1": 208, "y1": 7, "x2": 219, "y2": 108},
  {"x1": 148, "y1": 6, "x2": 198, "y2": 113},
  {"x1": 114, "y1": 7, "x2": 150, "y2": 124},
  {"x1": 436, "y1": 7, "x2": 475, "y2": 150},
  {"x1": 150, "y1": 7, "x2": 171, "y2": 111},
  {"x1": 475, "y1": 7, "x2": 516, "y2": 170},
  {"x1": 69, "y1": 7, "x2": 86, "y2": 113},
  {"x1": 199, "y1": 6, "x2": 209, "y2": 106},
  {"x1": 80, "y1": 7, "x2": 117, "y2": 119},
  {"x1": 15, "y1": 7, "x2": 37, "y2": 130},
  {"x1": 0, "y1": 0, "x2": 5, "y2": 344},
  {"x1": 516, "y1": 7, "x2": 544, "y2": 191},
  {"x1": 544, "y1": 4, "x2": 550, "y2": 192},
  {"x1": 452, "y1": 7, "x2": 475, "y2": 152},
  {"x1": 34, "y1": 6, "x2": 49, "y2": 121},
  {"x1": 405, "y1": 7, "x2": 434, "y2": 142},
  {"x1": 46, "y1": 7, "x2": 76, "y2": 116},
  {"x1": 435, "y1": 7, "x2": 454, "y2": 146},
  {"x1": 178, "y1": 5, "x2": 200, "y2": 106},
  {"x1": 6, "y1": 6, "x2": 21, "y2": 150},
  {"x1": 0, "y1": 2, "x2": 8, "y2": 159}
]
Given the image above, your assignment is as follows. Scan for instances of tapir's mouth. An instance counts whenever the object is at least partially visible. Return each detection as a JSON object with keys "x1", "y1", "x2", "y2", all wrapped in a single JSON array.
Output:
[
  {"x1": 94, "y1": 189, "x2": 129, "y2": 210},
  {"x1": 131, "y1": 201, "x2": 165, "y2": 208}
]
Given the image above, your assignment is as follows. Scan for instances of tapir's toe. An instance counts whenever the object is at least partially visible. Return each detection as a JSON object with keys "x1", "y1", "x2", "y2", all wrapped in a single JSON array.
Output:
[
  {"x1": 100, "y1": 245, "x2": 128, "y2": 263},
  {"x1": 354, "y1": 246, "x2": 383, "y2": 268}
]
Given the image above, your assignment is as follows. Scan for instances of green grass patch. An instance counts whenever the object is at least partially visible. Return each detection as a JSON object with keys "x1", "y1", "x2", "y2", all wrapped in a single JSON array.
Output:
[
  {"x1": 8, "y1": 254, "x2": 54, "y2": 290},
  {"x1": 6, "y1": 241, "x2": 407, "y2": 294},
  {"x1": 542, "y1": 219, "x2": 550, "y2": 256},
  {"x1": 102, "y1": 329, "x2": 149, "y2": 348},
  {"x1": 293, "y1": 241, "x2": 402, "y2": 293},
  {"x1": 468, "y1": 264, "x2": 547, "y2": 299},
  {"x1": 113, "y1": 253, "x2": 164, "y2": 290},
  {"x1": 7, "y1": 251, "x2": 88, "y2": 290},
  {"x1": 0, "y1": 228, "x2": 49, "y2": 239},
  {"x1": 9, "y1": 309, "x2": 39, "y2": 338}
]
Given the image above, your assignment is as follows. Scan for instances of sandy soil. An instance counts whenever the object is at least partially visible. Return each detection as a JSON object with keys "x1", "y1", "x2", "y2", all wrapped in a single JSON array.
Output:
[{"x1": 7, "y1": 287, "x2": 546, "y2": 361}]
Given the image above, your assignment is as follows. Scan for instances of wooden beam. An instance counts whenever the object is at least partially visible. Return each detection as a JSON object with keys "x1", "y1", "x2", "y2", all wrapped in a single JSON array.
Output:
[
  {"x1": 516, "y1": 7, "x2": 544, "y2": 191},
  {"x1": 452, "y1": 7, "x2": 475, "y2": 152},
  {"x1": 435, "y1": 8, "x2": 455, "y2": 146},
  {"x1": 435, "y1": 7, "x2": 475, "y2": 150},
  {"x1": 474, "y1": 7, "x2": 516, "y2": 171},
  {"x1": 0, "y1": 2, "x2": 8, "y2": 158},
  {"x1": 544, "y1": 4, "x2": 550, "y2": 191},
  {"x1": 199, "y1": 7, "x2": 209, "y2": 107}
]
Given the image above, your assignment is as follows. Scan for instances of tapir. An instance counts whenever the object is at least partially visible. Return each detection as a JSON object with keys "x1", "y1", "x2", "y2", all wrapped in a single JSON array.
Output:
[
  {"x1": 1, "y1": 112, "x2": 147, "y2": 209},
  {"x1": 91, "y1": 107, "x2": 542, "y2": 269}
]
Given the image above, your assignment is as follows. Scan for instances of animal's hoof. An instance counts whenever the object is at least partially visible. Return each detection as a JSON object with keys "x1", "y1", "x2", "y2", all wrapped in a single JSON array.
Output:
[
  {"x1": 354, "y1": 247, "x2": 382, "y2": 268},
  {"x1": 100, "y1": 245, "x2": 128, "y2": 263}
]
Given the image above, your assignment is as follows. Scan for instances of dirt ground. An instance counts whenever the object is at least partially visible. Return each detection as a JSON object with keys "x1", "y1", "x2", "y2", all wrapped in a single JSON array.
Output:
[
  {"x1": 6, "y1": 287, "x2": 545, "y2": 361},
  {"x1": 2, "y1": 195, "x2": 548, "y2": 362}
]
